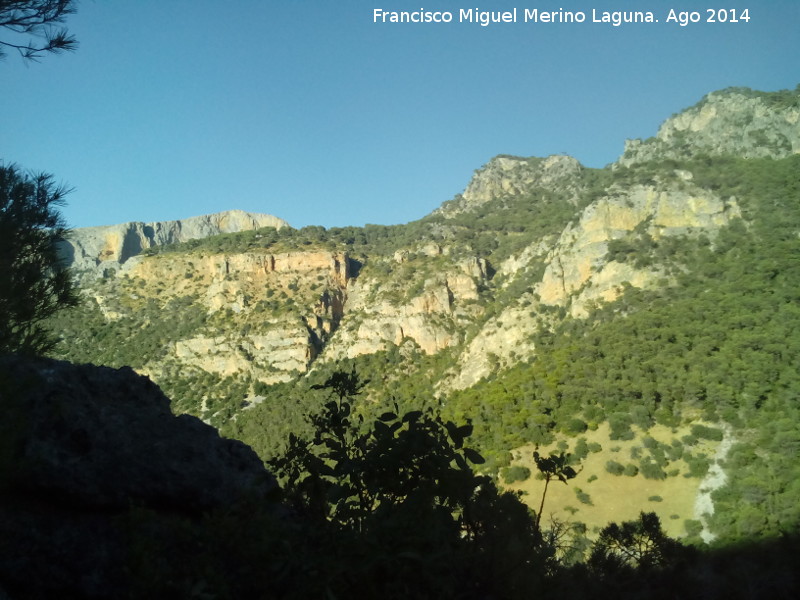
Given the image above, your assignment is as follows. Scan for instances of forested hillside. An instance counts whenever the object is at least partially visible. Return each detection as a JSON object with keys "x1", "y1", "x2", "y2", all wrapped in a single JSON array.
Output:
[{"x1": 47, "y1": 86, "x2": 800, "y2": 548}]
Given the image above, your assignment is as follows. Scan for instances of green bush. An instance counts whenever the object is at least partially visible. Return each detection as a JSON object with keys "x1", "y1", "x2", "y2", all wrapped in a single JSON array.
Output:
[
  {"x1": 639, "y1": 460, "x2": 666, "y2": 481},
  {"x1": 684, "y1": 519, "x2": 703, "y2": 537},
  {"x1": 623, "y1": 463, "x2": 639, "y2": 477},
  {"x1": 690, "y1": 424, "x2": 724, "y2": 441},
  {"x1": 501, "y1": 465, "x2": 532, "y2": 484},
  {"x1": 575, "y1": 488, "x2": 593, "y2": 505},
  {"x1": 564, "y1": 417, "x2": 588, "y2": 435}
]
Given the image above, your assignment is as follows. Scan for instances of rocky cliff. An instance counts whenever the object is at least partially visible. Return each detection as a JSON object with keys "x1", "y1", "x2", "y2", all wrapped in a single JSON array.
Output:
[
  {"x1": 536, "y1": 182, "x2": 741, "y2": 312},
  {"x1": 445, "y1": 172, "x2": 741, "y2": 390},
  {"x1": 59, "y1": 209, "x2": 289, "y2": 276},
  {"x1": 434, "y1": 154, "x2": 585, "y2": 217}
]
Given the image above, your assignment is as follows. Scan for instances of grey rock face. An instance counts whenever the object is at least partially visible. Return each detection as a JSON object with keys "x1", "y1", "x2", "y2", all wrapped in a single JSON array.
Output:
[{"x1": 59, "y1": 209, "x2": 290, "y2": 274}]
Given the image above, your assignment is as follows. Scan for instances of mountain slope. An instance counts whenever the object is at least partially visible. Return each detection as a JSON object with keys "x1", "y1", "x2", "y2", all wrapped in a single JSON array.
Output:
[{"x1": 46, "y1": 84, "x2": 800, "y2": 545}]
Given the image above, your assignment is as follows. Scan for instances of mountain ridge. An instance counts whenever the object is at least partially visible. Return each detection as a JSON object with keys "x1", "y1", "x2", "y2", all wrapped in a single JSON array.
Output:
[
  {"x1": 59, "y1": 85, "x2": 799, "y2": 276},
  {"x1": 60, "y1": 208, "x2": 290, "y2": 276},
  {"x1": 45, "y1": 84, "x2": 800, "y2": 547},
  {"x1": 619, "y1": 85, "x2": 800, "y2": 165}
]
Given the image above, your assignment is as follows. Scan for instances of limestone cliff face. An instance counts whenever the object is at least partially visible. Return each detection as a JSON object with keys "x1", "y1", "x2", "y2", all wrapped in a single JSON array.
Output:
[
  {"x1": 536, "y1": 183, "x2": 740, "y2": 314},
  {"x1": 446, "y1": 179, "x2": 741, "y2": 391},
  {"x1": 60, "y1": 209, "x2": 289, "y2": 274},
  {"x1": 173, "y1": 331, "x2": 313, "y2": 380},
  {"x1": 620, "y1": 87, "x2": 800, "y2": 165},
  {"x1": 125, "y1": 250, "x2": 350, "y2": 294},
  {"x1": 90, "y1": 248, "x2": 351, "y2": 386},
  {"x1": 321, "y1": 256, "x2": 487, "y2": 360},
  {"x1": 85, "y1": 241, "x2": 486, "y2": 386},
  {"x1": 447, "y1": 299, "x2": 541, "y2": 391}
]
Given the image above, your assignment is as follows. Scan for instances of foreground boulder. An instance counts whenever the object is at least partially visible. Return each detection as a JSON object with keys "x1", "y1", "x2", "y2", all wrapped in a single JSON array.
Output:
[
  {"x1": 0, "y1": 356, "x2": 280, "y2": 598},
  {"x1": 0, "y1": 355, "x2": 276, "y2": 510}
]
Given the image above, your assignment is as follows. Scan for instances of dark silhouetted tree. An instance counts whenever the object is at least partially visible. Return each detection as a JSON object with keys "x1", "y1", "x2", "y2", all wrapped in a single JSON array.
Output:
[
  {"x1": 269, "y1": 369, "x2": 547, "y2": 598},
  {"x1": 589, "y1": 511, "x2": 688, "y2": 573},
  {"x1": 0, "y1": 164, "x2": 77, "y2": 355}
]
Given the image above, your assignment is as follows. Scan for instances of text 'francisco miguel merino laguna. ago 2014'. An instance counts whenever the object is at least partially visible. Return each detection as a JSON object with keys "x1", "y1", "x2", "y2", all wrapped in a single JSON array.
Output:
[{"x1": 372, "y1": 8, "x2": 752, "y2": 27}]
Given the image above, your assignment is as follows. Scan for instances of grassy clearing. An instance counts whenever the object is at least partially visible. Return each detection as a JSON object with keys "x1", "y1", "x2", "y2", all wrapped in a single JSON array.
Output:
[{"x1": 506, "y1": 422, "x2": 719, "y2": 539}]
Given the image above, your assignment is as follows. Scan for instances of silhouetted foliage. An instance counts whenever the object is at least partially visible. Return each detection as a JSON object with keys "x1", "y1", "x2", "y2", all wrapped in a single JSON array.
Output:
[
  {"x1": 589, "y1": 512, "x2": 687, "y2": 573},
  {"x1": 269, "y1": 369, "x2": 549, "y2": 598},
  {"x1": 0, "y1": 0, "x2": 77, "y2": 61},
  {"x1": 0, "y1": 164, "x2": 76, "y2": 355},
  {"x1": 533, "y1": 450, "x2": 579, "y2": 529}
]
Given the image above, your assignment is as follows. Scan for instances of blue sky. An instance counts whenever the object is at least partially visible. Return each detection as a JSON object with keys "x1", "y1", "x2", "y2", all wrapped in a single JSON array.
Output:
[{"x1": 1, "y1": 1, "x2": 798, "y2": 230}]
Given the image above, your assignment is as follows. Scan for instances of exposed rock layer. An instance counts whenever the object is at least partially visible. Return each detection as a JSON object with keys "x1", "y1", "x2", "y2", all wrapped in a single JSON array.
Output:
[{"x1": 60, "y1": 209, "x2": 289, "y2": 274}]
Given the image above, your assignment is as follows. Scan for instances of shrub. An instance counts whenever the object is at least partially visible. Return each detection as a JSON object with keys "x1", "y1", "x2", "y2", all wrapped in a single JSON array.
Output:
[
  {"x1": 685, "y1": 455, "x2": 710, "y2": 478},
  {"x1": 564, "y1": 417, "x2": 588, "y2": 435},
  {"x1": 690, "y1": 424, "x2": 724, "y2": 441},
  {"x1": 609, "y1": 414, "x2": 634, "y2": 441},
  {"x1": 684, "y1": 519, "x2": 704, "y2": 537},
  {"x1": 639, "y1": 460, "x2": 666, "y2": 480},
  {"x1": 501, "y1": 465, "x2": 532, "y2": 484},
  {"x1": 623, "y1": 464, "x2": 639, "y2": 477}
]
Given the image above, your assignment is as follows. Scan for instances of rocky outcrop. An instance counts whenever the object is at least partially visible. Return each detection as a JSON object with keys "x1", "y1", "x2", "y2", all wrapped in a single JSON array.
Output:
[
  {"x1": 173, "y1": 328, "x2": 314, "y2": 382},
  {"x1": 323, "y1": 278, "x2": 459, "y2": 358},
  {"x1": 113, "y1": 249, "x2": 352, "y2": 383},
  {"x1": 60, "y1": 209, "x2": 290, "y2": 274},
  {"x1": 535, "y1": 183, "x2": 740, "y2": 314},
  {"x1": 124, "y1": 250, "x2": 351, "y2": 303},
  {"x1": 0, "y1": 355, "x2": 279, "y2": 598},
  {"x1": 435, "y1": 154, "x2": 584, "y2": 216},
  {"x1": 446, "y1": 181, "x2": 741, "y2": 390},
  {"x1": 447, "y1": 299, "x2": 541, "y2": 391},
  {"x1": 321, "y1": 258, "x2": 486, "y2": 359},
  {"x1": 620, "y1": 87, "x2": 800, "y2": 165}
]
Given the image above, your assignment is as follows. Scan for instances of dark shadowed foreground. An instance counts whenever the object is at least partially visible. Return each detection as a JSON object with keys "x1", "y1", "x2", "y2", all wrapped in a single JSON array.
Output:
[{"x1": 0, "y1": 357, "x2": 797, "y2": 599}]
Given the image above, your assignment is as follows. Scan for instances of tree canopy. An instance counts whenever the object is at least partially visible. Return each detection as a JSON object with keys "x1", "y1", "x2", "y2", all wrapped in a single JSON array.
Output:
[{"x1": 0, "y1": 164, "x2": 76, "y2": 355}]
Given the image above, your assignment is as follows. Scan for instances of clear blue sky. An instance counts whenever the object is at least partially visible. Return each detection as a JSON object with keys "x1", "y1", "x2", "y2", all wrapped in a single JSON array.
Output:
[{"x1": 1, "y1": 1, "x2": 798, "y2": 230}]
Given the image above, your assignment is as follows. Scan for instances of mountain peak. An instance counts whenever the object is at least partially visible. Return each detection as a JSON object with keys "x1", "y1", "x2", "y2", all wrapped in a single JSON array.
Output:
[
  {"x1": 619, "y1": 85, "x2": 800, "y2": 166},
  {"x1": 434, "y1": 153, "x2": 584, "y2": 218}
]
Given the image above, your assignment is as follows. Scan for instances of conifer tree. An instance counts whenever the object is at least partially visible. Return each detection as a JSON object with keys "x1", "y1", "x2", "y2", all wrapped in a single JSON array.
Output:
[{"x1": 0, "y1": 164, "x2": 76, "y2": 355}]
